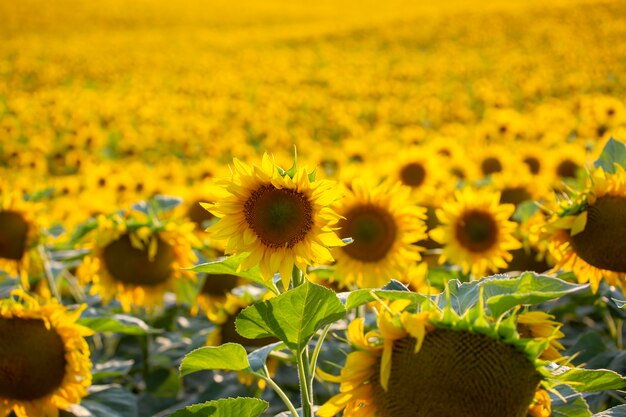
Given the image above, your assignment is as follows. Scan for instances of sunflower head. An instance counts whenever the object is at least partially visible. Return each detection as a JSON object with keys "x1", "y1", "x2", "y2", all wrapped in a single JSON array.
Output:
[
  {"x1": 430, "y1": 187, "x2": 521, "y2": 278},
  {"x1": 77, "y1": 212, "x2": 198, "y2": 311},
  {"x1": 204, "y1": 154, "x2": 344, "y2": 290},
  {"x1": 543, "y1": 165, "x2": 626, "y2": 292},
  {"x1": 332, "y1": 179, "x2": 427, "y2": 288},
  {"x1": 0, "y1": 289, "x2": 93, "y2": 417}
]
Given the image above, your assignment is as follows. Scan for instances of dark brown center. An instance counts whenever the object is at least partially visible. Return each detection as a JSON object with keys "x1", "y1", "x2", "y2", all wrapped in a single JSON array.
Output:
[
  {"x1": 455, "y1": 210, "x2": 498, "y2": 253},
  {"x1": 220, "y1": 309, "x2": 279, "y2": 347},
  {"x1": 481, "y1": 157, "x2": 503, "y2": 176},
  {"x1": 500, "y1": 187, "x2": 532, "y2": 206},
  {"x1": 103, "y1": 233, "x2": 174, "y2": 286},
  {"x1": 0, "y1": 318, "x2": 67, "y2": 401},
  {"x1": 523, "y1": 157, "x2": 541, "y2": 175},
  {"x1": 400, "y1": 163, "x2": 427, "y2": 187},
  {"x1": 187, "y1": 200, "x2": 215, "y2": 229},
  {"x1": 339, "y1": 205, "x2": 397, "y2": 262},
  {"x1": 244, "y1": 186, "x2": 313, "y2": 249},
  {"x1": 200, "y1": 274, "x2": 241, "y2": 297},
  {"x1": 556, "y1": 160, "x2": 579, "y2": 179},
  {"x1": 371, "y1": 330, "x2": 541, "y2": 417},
  {"x1": 570, "y1": 196, "x2": 626, "y2": 272},
  {"x1": 0, "y1": 210, "x2": 29, "y2": 261}
]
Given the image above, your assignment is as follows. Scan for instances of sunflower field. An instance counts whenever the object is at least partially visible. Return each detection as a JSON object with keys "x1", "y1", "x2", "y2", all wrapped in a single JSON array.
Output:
[{"x1": 2, "y1": 0, "x2": 626, "y2": 416}]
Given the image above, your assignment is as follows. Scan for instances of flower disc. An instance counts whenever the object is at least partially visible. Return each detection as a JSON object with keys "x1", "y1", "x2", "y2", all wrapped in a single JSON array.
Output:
[
  {"x1": 0, "y1": 318, "x2": 66, "y2": 401},
  {"x1": 556, "y1": 159, "x2": 579, "y2": 179},
  {"x1": 103, "y1": 233, "x2": 174, "y2": 286},
  {"x1": 570, "y1": 196, "x2": 626, "y2": 272},
  {"x1": 340, "y1": 204, "x2": 398, "y2": 262},
  {"x1": 455, "y1": 210, "x2": 498, "y2": 253},
  {"x1": 500, "y1": 187, "x2": 532, "y2": 205},
  {"x1": 371, "y1": 330, "x2": 541, "y2": 417},
  {"x1": 188, "y1": 200, "x2": 214, "y2": 228},
  {"x1": 244, "y1": 185, "x2": 313, "y2": 249},
  {"x1": 0, "y1": 210, "x2": 29, "y2": 261},
  {"x1": 201, "y1": 274, "x2": 240, "y2": 297},
  {"x1": 399, "y1": 162, "x2": 427, "y2": 187},
  {"x1": 481, "y1": 157, "x2": 503, "y2": 176}
]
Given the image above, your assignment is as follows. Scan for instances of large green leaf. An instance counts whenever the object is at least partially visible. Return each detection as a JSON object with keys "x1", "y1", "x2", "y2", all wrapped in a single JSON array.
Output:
[
  {"x1": 236, "y1": 281, "x2": 346, "y2": 352},
  {"x1": 594, "y1": 138, "x2": 626, "y2": 173},
  {"x1": 248, "y1": 342, "x2": 283, "y2": 372},
  {"x1": 550, "y1": 385, "x2": 592, "y2": 417},
  {"x1": 78, "y1": 385, "x2": 138, "y2": 417},
  {"x1": 179, "y1": 343, "x2": 251, "y2": 377},
  {"x1": 78, "y1": 315, "x2": 155, "y2": 335},
  {"x1": 190, "y1": 253, "x2": 277, "y2": 294},
  {"x1": 344, "y1": 289, "x2": 428, "y2": 310},
  {"x1": 552, "y1": 367, "x2": 626, "y2": 392},
  {"x1": 170, "y1": 397, "x2": 268, "y2": 417},
  {"x1": 594, "y1": 405, "x2": 626, "y2": 416}
]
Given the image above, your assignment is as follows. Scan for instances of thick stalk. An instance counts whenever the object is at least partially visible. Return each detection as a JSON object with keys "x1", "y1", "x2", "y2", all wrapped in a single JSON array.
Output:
[{"x1": 297, "y1": 349, "x2": 313, "y2": 417}]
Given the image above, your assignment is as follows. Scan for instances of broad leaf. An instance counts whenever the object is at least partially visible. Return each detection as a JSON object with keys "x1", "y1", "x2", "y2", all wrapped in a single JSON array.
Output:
[
  {"x1": 78, "y1": 385, "x2": 138, "y2": 417},
  {"x1": 550, "y1": 385, "x2": 592, "y2": 417},
  {"x1": 170, "y1": 397, "x2": 268, "y2": 417},
  {"x1": 613, "y1": 298, "x2": 626, "y2": 309},
  {"x1": 594, "y1": 405, "x2": 626, "y2": 416},
  {"x1": 551, "y1": 367, "x2": 626, "y2": 392},
  {"x1": 344, "y1": 289, "x2": 428, "y2": 310},
  {"x1": 180, "y1": 343, "x2": 251, "y2": 377},
  {"x1": 78, "y1": 315, "x2": 154, "y2": 335},
  {"x1": 236, "y1": 281, "x2": 346, "y2": 352},
  {"x1": 248, "y1": 342, "x2": 283, "y2": 372},
  {"x1": 594, "y1": 138, "x2": 626, "y2": 173},
  {"x1": 190, "y1": 254, "x2": 277, "y2": 294}
]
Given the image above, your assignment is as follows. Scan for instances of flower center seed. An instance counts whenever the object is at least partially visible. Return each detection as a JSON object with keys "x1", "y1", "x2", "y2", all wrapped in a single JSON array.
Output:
[
  {"x1": 0, "y1": 318, "x2": 67, "y2": 401},
  {"x1": 455, "y1": 210, "x2": 498, "y2": 252},
  {"x1": 340, "y1": 205, "x2": 397, "y2": 262},
  {"x1": 400, "y1": 162, "x2": 427, "y2": 187},
  {"x1": 0, "y1": 210, "x2": 29, "y2": 261},
  {"x1": 244, "y1": 185, "x2": 313, "y2": 248}
]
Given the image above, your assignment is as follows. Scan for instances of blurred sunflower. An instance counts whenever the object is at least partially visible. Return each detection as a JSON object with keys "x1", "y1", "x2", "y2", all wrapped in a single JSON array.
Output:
[
  {"x1": 204, "y1": 154, "x2": 344, "y2": 290},
  {"x1": 317, "y1": 296, "x2": 561, "y2": 417},
  {"x1": 384, "y1": 147, "x2": 443, "y2": 204},
  {"x1": 0, "y1": 289, "x2": 93, "y2": 417},
  {"x1": 77, "y1": 213, "x2": 198, "y2": 311},
  {"x1": 333, "y1": 179, "x2": 427, "y2": 288},
  {"x1": 194, "y1": 273, "x2": 248, "y2": 317},
  {"x1": 430, "y1": 188, "x2": 521, "y2": 277},
  {"x1": 543, "y1": 166, "x2": 626, "y2": 292},
  {"x1": 0, "y1": 189, "x2": 43, "y2": 288}
]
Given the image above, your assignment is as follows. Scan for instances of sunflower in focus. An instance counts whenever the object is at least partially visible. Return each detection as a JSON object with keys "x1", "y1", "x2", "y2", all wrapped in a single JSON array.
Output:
[
  {"x1": 430, "y1": 187, "x2": 521, "y2": 278},
  {"x1": 77, "y1": 213, "x2": 199, "y2": 311},
  {"x1": 332, "y1": 179, "x2": 427, "y2": 288},
  {"x1": 543, "y1": 166, "x2": 626, "y2": 292},
  {"x1": 0, "y1": 289, "x2": 93, "y2": 417},
  {"x1": 0, "y1": 189, "x2": 44, "y2": 288},
  {"x1": 317, "y1": 294, "x2": 563, "y2": 417},
  {"x1": 204, "y1": 154, "x2": 344, "y2": 290}
]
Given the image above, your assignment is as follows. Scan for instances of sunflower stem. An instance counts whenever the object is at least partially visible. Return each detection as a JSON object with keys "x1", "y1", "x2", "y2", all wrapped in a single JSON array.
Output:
[
  {"x1": 260, "y1": 366, "x2": 300, "y2": 417},
  {"x1": 297, "y1": 348, "x2": 313, "y2": 417},
  {"x1": 310, "y1": 324, "x2": 331, "y2": 376},
  {"x1": 38, "y1": 245, "x2": 61, "y2": 300}
]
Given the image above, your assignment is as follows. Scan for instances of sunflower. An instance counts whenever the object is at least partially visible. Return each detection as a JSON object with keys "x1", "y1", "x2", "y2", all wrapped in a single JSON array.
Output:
[
  {"x1": 77, "y1": 213, "x2": 199, "y2": 311},
  {"x1": 317, "y1": 295, "x2": 563, "y2": 417},
  {"x1": 0, "y1": 289, "x2": 93, "y2": 417},
  {"x1": 332, "y1": 179, "x2": 427, "y2": 288},
  {"x1": 204, "y1": 154, "x2": 344, "y2": 290},
  {"x1": 543, "y1": 166, "x2": 626, "y2": 292},
  {"x1": 194, "y1": 273, "x2": 249, "y2": 317},
  {"x1": 382, "y1": 147, "x2": 444, "y2": 204},
  {"x1": 430, "y1": 187, "x2": 522, "y2": 278},
  {"x1": 0, "y1": 188, "x2": 43, "y2": 288}
]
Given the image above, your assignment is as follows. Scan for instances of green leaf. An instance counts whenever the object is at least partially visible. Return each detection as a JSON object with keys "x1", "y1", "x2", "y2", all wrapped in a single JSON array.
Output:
[
  {"x1": 92, "y1": 359, "x2": 134, "y2": 382},
  {"x1": 79, "y1": 385, "x2": 138, "y2": 417},
  {"x1": 236, "y1": 281, "x2": 346, "y2": 352},
  {"x1": 594, "y1": 405, "x2": 626, "y2": 416},
  {"x1": 190, "y1": 254, "x2": 277, "y2": 294},
  {"x1": 594, "y1": 138, "x2": 626, "y2": 173},
  {"x1": 179, "y1": 343, "x2": 251, "y2": 377},
  {"x1": 152, "y1": 195, "x2": 183, "y2": 212},
  {"x1": 248, "y1": 342, "x2": 283, "y2": 372},
  {"x1": 512, "y1": 200, "x2": 540, "y2": 223},
  {"x1": 483, "y1": 272, "x2": 587, "y2": 317},
  {"x1": 613, "y1": 298, "x2": 626, "y2": 309},
  {"x1": 78, "y1": 315, "x2": 154, "y2": 335},
  {"x1": 552, "y1": 367, "x2": 626, "y2": 392},
  {"x1": 170, "y1": 397, "x2": 268, "y2": 417},
  {"x1": 175, "y1": 278, "x2": 199, "y2": 306},
  {"x1": 344, "y1": 289, "x2": 428, "y2": 310},
  {"x1": 550, "y1": 385, "x2": 592, "y2": 417}
]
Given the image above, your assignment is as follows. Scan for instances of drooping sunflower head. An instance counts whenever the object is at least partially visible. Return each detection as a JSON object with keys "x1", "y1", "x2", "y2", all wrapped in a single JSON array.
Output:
[
  {"x1": 332, "y1": 179, "x2": 427, "y2": 288},
  {"x1": 317, "y1": 282, "x2": 569, "y2": 417},
  {"x1": 0, "y1": 189, "x2": 44, "y2": 288},
  {"x1": 77, "y1": 212, "x2": 199, "y2": 311},
  {"x1": 430, "y1": 187, "x2": 522, "y2": 278},
  {"x1": 0, "y1": 289, "x2": 93, "y2": 417},
  {"x1": 204, "y1": 154, "x2": 344, "y2": 290},
  {"x1": 543, "y1": 165, "x2": 626, "y2": 292}
]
